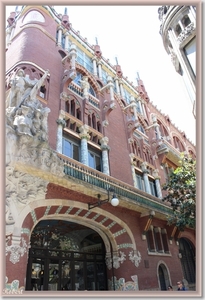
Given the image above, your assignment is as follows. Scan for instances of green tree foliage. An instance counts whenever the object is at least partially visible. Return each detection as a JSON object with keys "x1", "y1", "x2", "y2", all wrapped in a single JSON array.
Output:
[{"x1": 162, "y1": 155, "x2": 196, "y2": 231}]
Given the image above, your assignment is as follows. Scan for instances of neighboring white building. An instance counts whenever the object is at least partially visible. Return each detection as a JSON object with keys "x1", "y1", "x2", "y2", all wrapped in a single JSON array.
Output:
[{"x1": 158, "y1": 5, "x2": 196, "y2": 117}]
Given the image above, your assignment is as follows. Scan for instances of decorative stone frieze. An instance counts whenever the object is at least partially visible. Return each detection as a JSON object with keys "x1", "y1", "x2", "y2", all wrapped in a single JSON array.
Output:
[
  {"x1": 129, "y1": 250, "x2": 142, "y2": 267},
  {"x1": 105, "y1": 251, "x2": 126, "y2": 270}
]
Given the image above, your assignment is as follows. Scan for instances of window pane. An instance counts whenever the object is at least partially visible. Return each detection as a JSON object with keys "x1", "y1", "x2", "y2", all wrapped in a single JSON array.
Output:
[
  {"x1": 95, "y1": 156, "x2": 101, "y2": 171},
  {"x1": 88, "y1": 152, "x2": 95, "y2": 168},
  {"x1": 63, "y1": 138, "x2": 80, "y2": 161},
  {"x1": 73, "y1": 144, "x2": 79, "y2": 161},
  {"x1": 136, "y1": 175, "x2": 142, "y2": 190},
  {"x1": 184, "y1": 37, "x2": 196, "y2": 76},
  {"x1": 73, "y1": 73, "x2": 82, "y2": 86},
  {"x1": 63, "y1": 140, "x2": 72, "y2": 157},
  {"x1": 150, "y1": 181, "x2": 157, "y2": 197}
]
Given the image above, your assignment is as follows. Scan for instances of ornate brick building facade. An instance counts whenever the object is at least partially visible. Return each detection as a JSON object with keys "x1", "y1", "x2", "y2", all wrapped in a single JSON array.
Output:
[{"x1": 5, "y1": 5, "x2": 196, "y2": 293}]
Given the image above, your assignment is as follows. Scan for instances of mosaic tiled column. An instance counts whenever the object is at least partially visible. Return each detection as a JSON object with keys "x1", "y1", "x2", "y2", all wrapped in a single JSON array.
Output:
[
  {"x1": 79, "y1": 125, "x2": 90, "y2": 166},
  {"x1": 56, "y1": 112, "x2": 66, "y2": 153},
  {"x1": 114, "y1": 76, "x2": 120, "y2": 95},
  {"x1": 100, "y1": 137, "x2": 110, "y2": 175},
  {"x1": 129, "y1": 96, "x2": 138, "y2": 121},
  {"x1": 97, "y1": 61, "x2": 102, "y2": 80},
  {"x1": 152, "y1": 114, "x2": 161, "y2": 139},
  {"x1": 153, "y1": 169, "x2": 162, "y2": 199},
  {"x1": 107, "y1": 76, "x2": 115, "y2": 101},
  {"x1": 141, "y1": 162, "x2": 151, "y2": 194},
  {"x1": 119, "y1": 79, "x2": 125, "y2": 99},
  {"x1": 57, "y1": 26, "x2": 63, "y2": 47},
  {"x1": 64, "y1": 32, "x2": 69, "y2": 52}
]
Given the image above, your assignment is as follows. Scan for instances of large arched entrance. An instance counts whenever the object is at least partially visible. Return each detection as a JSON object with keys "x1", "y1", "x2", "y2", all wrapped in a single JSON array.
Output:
[
  {"x1": 179, "y1": 238, "x2": 195, "y2": 284},
  {"x1": 25, "y1": 219, "x2": 108, "y2": 291}
]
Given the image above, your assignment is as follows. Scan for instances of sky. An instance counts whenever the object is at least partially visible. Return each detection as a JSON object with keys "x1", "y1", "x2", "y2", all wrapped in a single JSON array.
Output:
[{"x1": 5, "y1": 5, "x2": 196, "y2": 144}]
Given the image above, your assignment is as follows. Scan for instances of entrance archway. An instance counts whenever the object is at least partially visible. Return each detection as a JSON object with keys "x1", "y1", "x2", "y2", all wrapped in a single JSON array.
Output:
[
  {"x1": 158, "y1": 263, "x2": 169, "y2": 290},
  {"x1": 179, "y1": 238, "x2": 195, "y2": 284},
  {"x1": 25, "y1": 219, "x2": 108, "y2": 291}
]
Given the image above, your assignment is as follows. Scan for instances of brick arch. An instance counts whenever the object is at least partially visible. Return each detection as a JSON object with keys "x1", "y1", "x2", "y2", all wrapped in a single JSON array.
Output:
[
  {"x1": 19, "y1": 199, "x2": 137, "y2": 253},
  {"x1": 172, "y1": 134, "x2": 186, "y2": 152},
  {"x1": 178, "y1": 232, "x2": 196, "y2": 248}
]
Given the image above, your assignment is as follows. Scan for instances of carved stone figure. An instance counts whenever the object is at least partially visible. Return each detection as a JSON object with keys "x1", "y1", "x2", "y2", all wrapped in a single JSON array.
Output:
[
  {"x1": 13, "y1": 106, "x2": 33, "y2": 136},
  {"x1": 79, "y1": 76, "x2": 90, "y2": 99},
  {"x1": 8, "y1": 69, "x2": 38, "y2": 108}
]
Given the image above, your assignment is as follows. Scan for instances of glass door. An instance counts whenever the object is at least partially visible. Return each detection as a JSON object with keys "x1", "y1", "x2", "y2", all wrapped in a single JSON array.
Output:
[
  {"x1": 61, "y1": 260, "x2": 71, "y2": 290},
  {"x1": 48, "y1": 259, "x2": 59, "y2": 290}
]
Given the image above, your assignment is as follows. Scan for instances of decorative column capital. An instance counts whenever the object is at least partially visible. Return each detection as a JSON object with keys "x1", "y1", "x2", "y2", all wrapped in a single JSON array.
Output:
[
  {"x1": 79, "y1": 124, "x2": 90, "y2": 140},
  {"x1": 56, "y1": 118, "x2": 66, "y2": 127},
  {"x1": 97, "y1": 60, "x2": 102, "y2": 66},
  {"x1": 57, "y1": 25, "x2": 64, "y2": 31},
  {"x1": 136, "y1": 96, "x2": 142, "y2": 102},
  {"x1": 129, "y1": 153, "x2": 136, "y2": 165},
  {"x1": 102, "y1": 120, "x2": 109, "y2": 127},
  {"x1": 100, "y1": 136, "x2": 110, "y2": 151},
  {"x1": 60, "y1": 92, "x2": 70, "y2": 101},
  {"x1": 141, "y1": 162, "x2": 149, "y2": 174},
  {"x1": 92, "y1": 55, "x2": 98, "y2": 62},
  {"x1": 152, "y1": 169, "x2": 161, "y2": 179}
]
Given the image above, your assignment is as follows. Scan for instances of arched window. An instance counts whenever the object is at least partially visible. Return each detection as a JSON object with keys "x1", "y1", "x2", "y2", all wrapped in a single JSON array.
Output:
[
  {"x1": 175, "y1": 24, "x2": 182, "y2": 36},
  {"x1": 92, "y1": 113, "x2": 96, "y2": 129},
  {"x1": 39, "y1": 85, "x2": 46, "y2": 98},
  {"x1": 87, "y1": 111, "x2": 101, "y2": 133},
  {"x1": 65, "y1": 98, "x2": 81, "y2": 120},
  {"x1": 173, "y1": 136, "x2": 185, "y2": 152},
  {"x1": 182, "y1": 15, "x2": 191, "y2": 27},
  {"x1": 157, "y1": 120, "x2": 170, "y2": 140}
]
